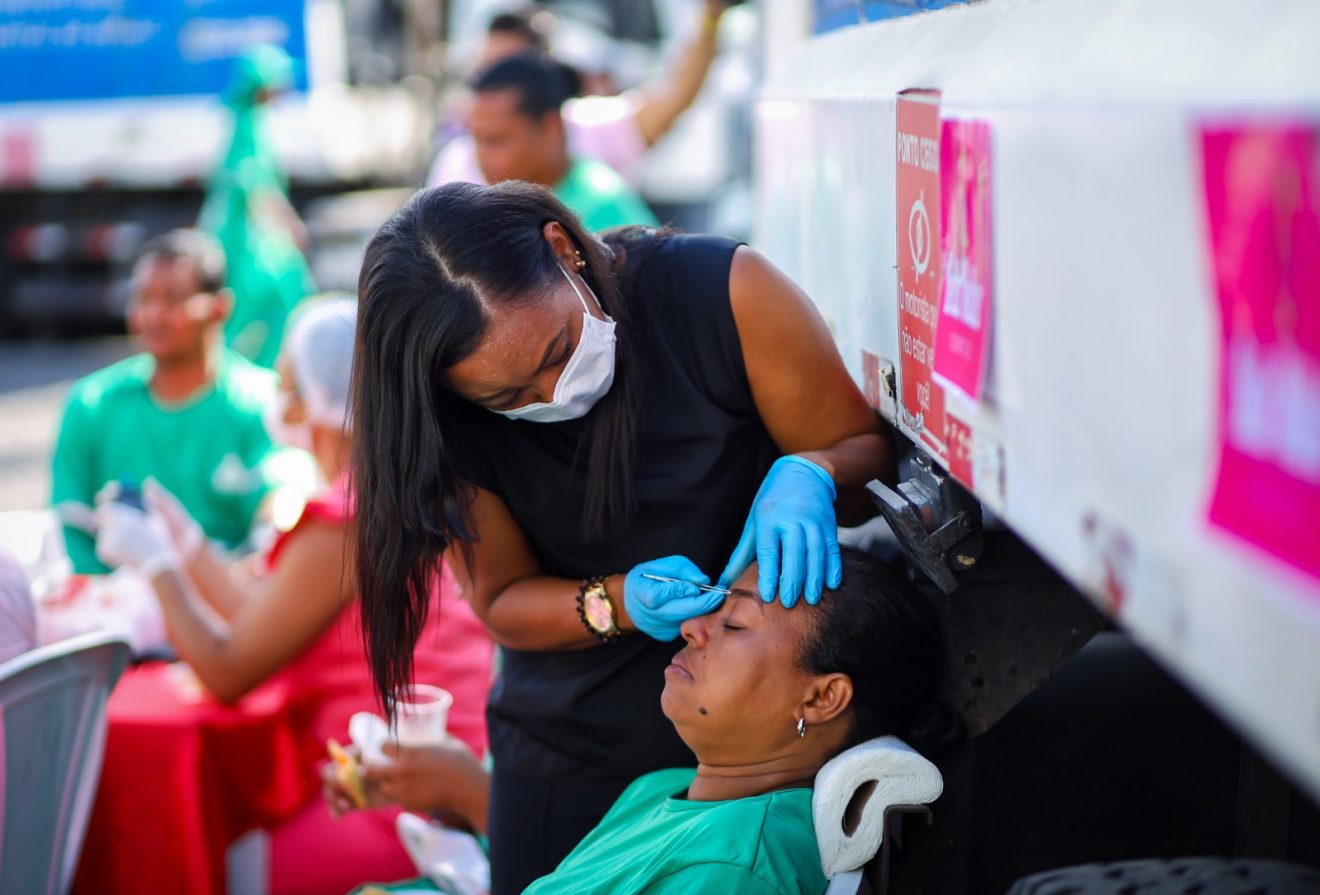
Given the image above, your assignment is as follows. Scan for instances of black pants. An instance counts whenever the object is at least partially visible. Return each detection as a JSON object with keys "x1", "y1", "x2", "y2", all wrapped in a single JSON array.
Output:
[{"x1": 488, "y1": 766, "x2": 631, "y2": 895}]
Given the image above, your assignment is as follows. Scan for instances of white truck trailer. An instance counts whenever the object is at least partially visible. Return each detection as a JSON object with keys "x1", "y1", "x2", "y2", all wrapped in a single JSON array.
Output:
[{"x1": 756, "y1": 0, "x2": 1320, "y2": 889}]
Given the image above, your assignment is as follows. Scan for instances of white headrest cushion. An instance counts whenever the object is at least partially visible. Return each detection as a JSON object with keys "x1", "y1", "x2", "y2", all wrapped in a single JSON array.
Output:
[{"x1": 812, "y1": 735, "x2": 944, "y2": 878}]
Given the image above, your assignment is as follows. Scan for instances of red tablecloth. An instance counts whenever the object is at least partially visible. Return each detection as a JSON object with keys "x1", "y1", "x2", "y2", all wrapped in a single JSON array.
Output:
[{"x1": 72, "y1": 662, "x2": 317, "y2": 895}]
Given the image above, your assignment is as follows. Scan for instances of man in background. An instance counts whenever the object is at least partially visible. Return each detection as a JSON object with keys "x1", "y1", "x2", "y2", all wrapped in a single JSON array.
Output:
[
  {"x1": 461, "y1": 52, "x2": 659, "y2": 231},
  {"x1": 428, "y1": 1, "x2": 732, "y2": 191},
  {"x1": 50, "y1": 229, "x2": 310, "y2": 574}
]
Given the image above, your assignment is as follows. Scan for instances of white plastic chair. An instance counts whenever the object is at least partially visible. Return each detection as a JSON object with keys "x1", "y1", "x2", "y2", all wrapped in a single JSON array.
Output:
[
  {"x1": 814, "y1": 736, "x2": 945, "y2": 895},
  {"x1": 0, "y1": 632, "x2": 130, "y2": 895}
]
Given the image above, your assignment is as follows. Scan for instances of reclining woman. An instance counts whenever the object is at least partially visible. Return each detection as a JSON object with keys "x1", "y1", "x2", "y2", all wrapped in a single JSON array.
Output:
[
  {"x1": 331, "y1": 547, "x2": 959, "y2": 894},
  {"x1": 93, "y1": 298, "x2": 494, "y2": 895},
  {"x1": 526, "y1": 547, "x2": 960, "y2": 893}
]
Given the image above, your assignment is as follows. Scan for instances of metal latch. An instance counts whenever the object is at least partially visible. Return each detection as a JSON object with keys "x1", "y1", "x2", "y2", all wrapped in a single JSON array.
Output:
[{"x1": 867, "y1": 452, "x2": 983, "y2": 593}]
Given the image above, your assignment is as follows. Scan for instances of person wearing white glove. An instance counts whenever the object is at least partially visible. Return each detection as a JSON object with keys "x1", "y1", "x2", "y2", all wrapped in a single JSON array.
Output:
[
  {"x1": 94, "y1": 480, "x2": 202, "y2": 581},
  {"x1": 92, "y1": 298, "x2": 495, "y2": 895},
  {"x1": 93, "y1": 499, "x2": 177, "y2": 579},
  {"x1": 92, "y1": 481, "x2": 244, "y2": 675}
]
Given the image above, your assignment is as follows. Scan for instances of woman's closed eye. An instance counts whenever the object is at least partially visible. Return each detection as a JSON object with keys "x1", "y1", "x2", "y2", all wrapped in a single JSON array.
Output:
[
  {"x1": 487, "y1": 390, "x2": 524, "y2": 411},
  {"x1": 467, "y1": 325, "x2": 574, "y2": 409},
  {"x1": 721, "y1": 611, "x2": 758, "y2": 632},
  {"x1": 534, "y1": 326, "x2": 573, "y2": 377},
  {"x1": 548, "y1": 337, "x2": 572, "y2": 368},
  {"x1": 719, "y1": 590, "x2": 765, "y2": 632}
]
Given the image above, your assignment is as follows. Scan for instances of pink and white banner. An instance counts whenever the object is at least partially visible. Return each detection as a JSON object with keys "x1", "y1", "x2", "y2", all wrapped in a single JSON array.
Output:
[
  {"x1": 1201, "y1": 123, "x2": 1320, "y2": 584},
  {"x1": 933, "y1": 118, "x2": 993, "y2": 404}
]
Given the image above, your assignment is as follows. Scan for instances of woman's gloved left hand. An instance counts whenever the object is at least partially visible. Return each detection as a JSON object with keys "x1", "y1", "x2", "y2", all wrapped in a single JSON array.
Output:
[{"x1": 718, "y1": 455, "x2": 843, "y2": 607}]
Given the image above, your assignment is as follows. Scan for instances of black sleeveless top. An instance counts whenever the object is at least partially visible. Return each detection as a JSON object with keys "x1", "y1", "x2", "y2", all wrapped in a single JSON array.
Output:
[{"x1": 466, "y1": 234, "x2": 779, "y2": 781}]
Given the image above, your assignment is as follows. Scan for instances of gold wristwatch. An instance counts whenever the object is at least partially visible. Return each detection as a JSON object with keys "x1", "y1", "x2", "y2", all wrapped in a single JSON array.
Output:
[{"x1": 577, "y1": 575, "x2": 624, "y2": 642}]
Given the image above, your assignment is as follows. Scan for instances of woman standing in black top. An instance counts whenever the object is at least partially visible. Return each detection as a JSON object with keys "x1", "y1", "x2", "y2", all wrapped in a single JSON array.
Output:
[{"x1": 350, "y1": 182, "x2": 894, "y2": 894}]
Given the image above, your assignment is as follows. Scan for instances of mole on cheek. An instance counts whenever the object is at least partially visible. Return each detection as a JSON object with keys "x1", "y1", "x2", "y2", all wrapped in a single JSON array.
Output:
[{"x1": 698, "y1": 707, "x2": 708, "y2": 716}]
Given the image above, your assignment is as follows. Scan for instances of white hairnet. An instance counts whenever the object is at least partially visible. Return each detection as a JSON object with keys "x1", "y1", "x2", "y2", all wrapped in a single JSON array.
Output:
[{"x1": 287, "y1": 296, "x2": 357, "y2": 431}]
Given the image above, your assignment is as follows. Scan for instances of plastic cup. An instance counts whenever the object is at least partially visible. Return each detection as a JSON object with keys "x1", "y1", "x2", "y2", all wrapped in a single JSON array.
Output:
[{"x1": 393, "y1": 684, "x2": 452, "y2": 746}]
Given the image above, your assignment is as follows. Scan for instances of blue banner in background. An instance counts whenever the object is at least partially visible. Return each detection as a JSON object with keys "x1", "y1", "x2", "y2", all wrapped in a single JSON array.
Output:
[
  {"x1": 0, "y1": 0, "x2": 309, "y2": 104},
  {"x1": 813, "y1": 0, "x2": 969, "y2": 34}
]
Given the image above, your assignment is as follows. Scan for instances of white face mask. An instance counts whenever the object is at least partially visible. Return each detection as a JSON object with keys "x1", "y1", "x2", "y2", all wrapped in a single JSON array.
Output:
[
  {"x1": 495, "y1": 265, "x2": 617, "y2": 423},
  {"x1": 264, "y1": 390, "x2": 314, "y2": 452}
]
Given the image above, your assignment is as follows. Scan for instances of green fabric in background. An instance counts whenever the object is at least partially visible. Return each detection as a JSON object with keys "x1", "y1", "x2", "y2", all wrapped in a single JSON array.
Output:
[
  {"x1": 200, "y1": 44, "x2": 315, "y2": 369},
  {"x1": 554, "y1": 158, "x2": 660, "y2": 233}
]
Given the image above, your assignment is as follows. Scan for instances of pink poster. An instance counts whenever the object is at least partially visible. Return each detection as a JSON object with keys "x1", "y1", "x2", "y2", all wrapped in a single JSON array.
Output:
[
  {"x1": 1202, "y1": 124, "x2": 1320, "y2": 583},
  {"x1": 933, "y1": 118, "x2": 992, "y2": 403}
]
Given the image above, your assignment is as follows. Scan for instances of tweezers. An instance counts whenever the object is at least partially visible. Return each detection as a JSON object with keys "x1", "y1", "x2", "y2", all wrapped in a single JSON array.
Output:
[{"x1": 640, "y1": 573, "x2": 732, "y2": 595}]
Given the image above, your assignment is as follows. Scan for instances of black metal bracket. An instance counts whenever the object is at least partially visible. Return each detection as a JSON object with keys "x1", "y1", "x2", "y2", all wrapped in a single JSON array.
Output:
[{"x1": 866, "y1": 452, "x2": 983, "y2": 594}]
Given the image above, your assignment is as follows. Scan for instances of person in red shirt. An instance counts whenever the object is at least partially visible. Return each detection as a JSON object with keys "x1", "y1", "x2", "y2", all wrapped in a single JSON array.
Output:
[{"x1": 94, "y1": 297, "x2": 494, "y2": 895}]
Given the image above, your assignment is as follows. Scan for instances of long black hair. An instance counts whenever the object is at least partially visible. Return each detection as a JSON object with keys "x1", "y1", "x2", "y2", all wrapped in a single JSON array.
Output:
[
  {"x1": 800, "y1": 547, "x2": 963, "y2": 757},
  {"x1": 351, "y1": 181, "x2": 644, "y2": 715}
]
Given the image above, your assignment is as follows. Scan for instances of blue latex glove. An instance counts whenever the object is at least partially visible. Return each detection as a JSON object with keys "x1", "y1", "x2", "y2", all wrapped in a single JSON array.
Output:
[
  {"x1": 624, "y1": 555, "x2": 725, "y2": 641},
  {"x1": 719, "y1": 455, "x2": 843, "y2": 607}
]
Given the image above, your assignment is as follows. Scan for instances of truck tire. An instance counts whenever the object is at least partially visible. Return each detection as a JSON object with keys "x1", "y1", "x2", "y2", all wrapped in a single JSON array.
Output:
[{"x1": 1006, "y1": 858, "x2": 1320, "y2": 894}]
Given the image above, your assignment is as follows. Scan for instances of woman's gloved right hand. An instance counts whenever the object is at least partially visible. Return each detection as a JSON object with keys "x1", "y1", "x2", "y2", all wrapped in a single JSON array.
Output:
[{"x1": 624, "y1": 555, "x2": 725, "y2": 642}]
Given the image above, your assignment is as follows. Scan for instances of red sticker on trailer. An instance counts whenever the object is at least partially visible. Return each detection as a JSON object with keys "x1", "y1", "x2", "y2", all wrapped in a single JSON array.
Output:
[
  {"x1": 933, "y1": 118, "x2": 993, "y2": 403},
  {"x1": 1202, "y1": 123, "x2": 1320, "y2": 583},
  {"x1": 896, "y1": 91, "x2": 946, "y2": 458}
]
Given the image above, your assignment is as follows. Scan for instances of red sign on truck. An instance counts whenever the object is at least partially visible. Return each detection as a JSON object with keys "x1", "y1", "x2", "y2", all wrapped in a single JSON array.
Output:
[{"x1": 896, "y1": 90, "x2": 946, "y2": 458}]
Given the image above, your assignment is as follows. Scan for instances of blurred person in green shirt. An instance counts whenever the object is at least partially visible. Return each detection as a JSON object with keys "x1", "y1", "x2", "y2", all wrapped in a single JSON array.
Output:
[
  {"x1": 50, "y1": 229, "x2": 311, "y2": 574},
  {"x1": 199, "y1": 44, "x2": 315, "y2": 368},
  {"x1": 465, "y1": 52, "x2": 659, "y2": 232}
]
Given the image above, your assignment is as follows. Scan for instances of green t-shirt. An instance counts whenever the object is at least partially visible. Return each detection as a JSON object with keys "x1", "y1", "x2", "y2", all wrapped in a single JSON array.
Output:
[
  {"x1": 199, "y1": 143, "x2": 315, "y2": 369},
  {"x1": 50, "y1": 350, "x2": 294, "y2": 573},
  {"x1": 553, "y1": 158, "x2": 660, "y2": 233},
  {"x1": 524, "y1": 768, "x2": 828, "y2": 895}
]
